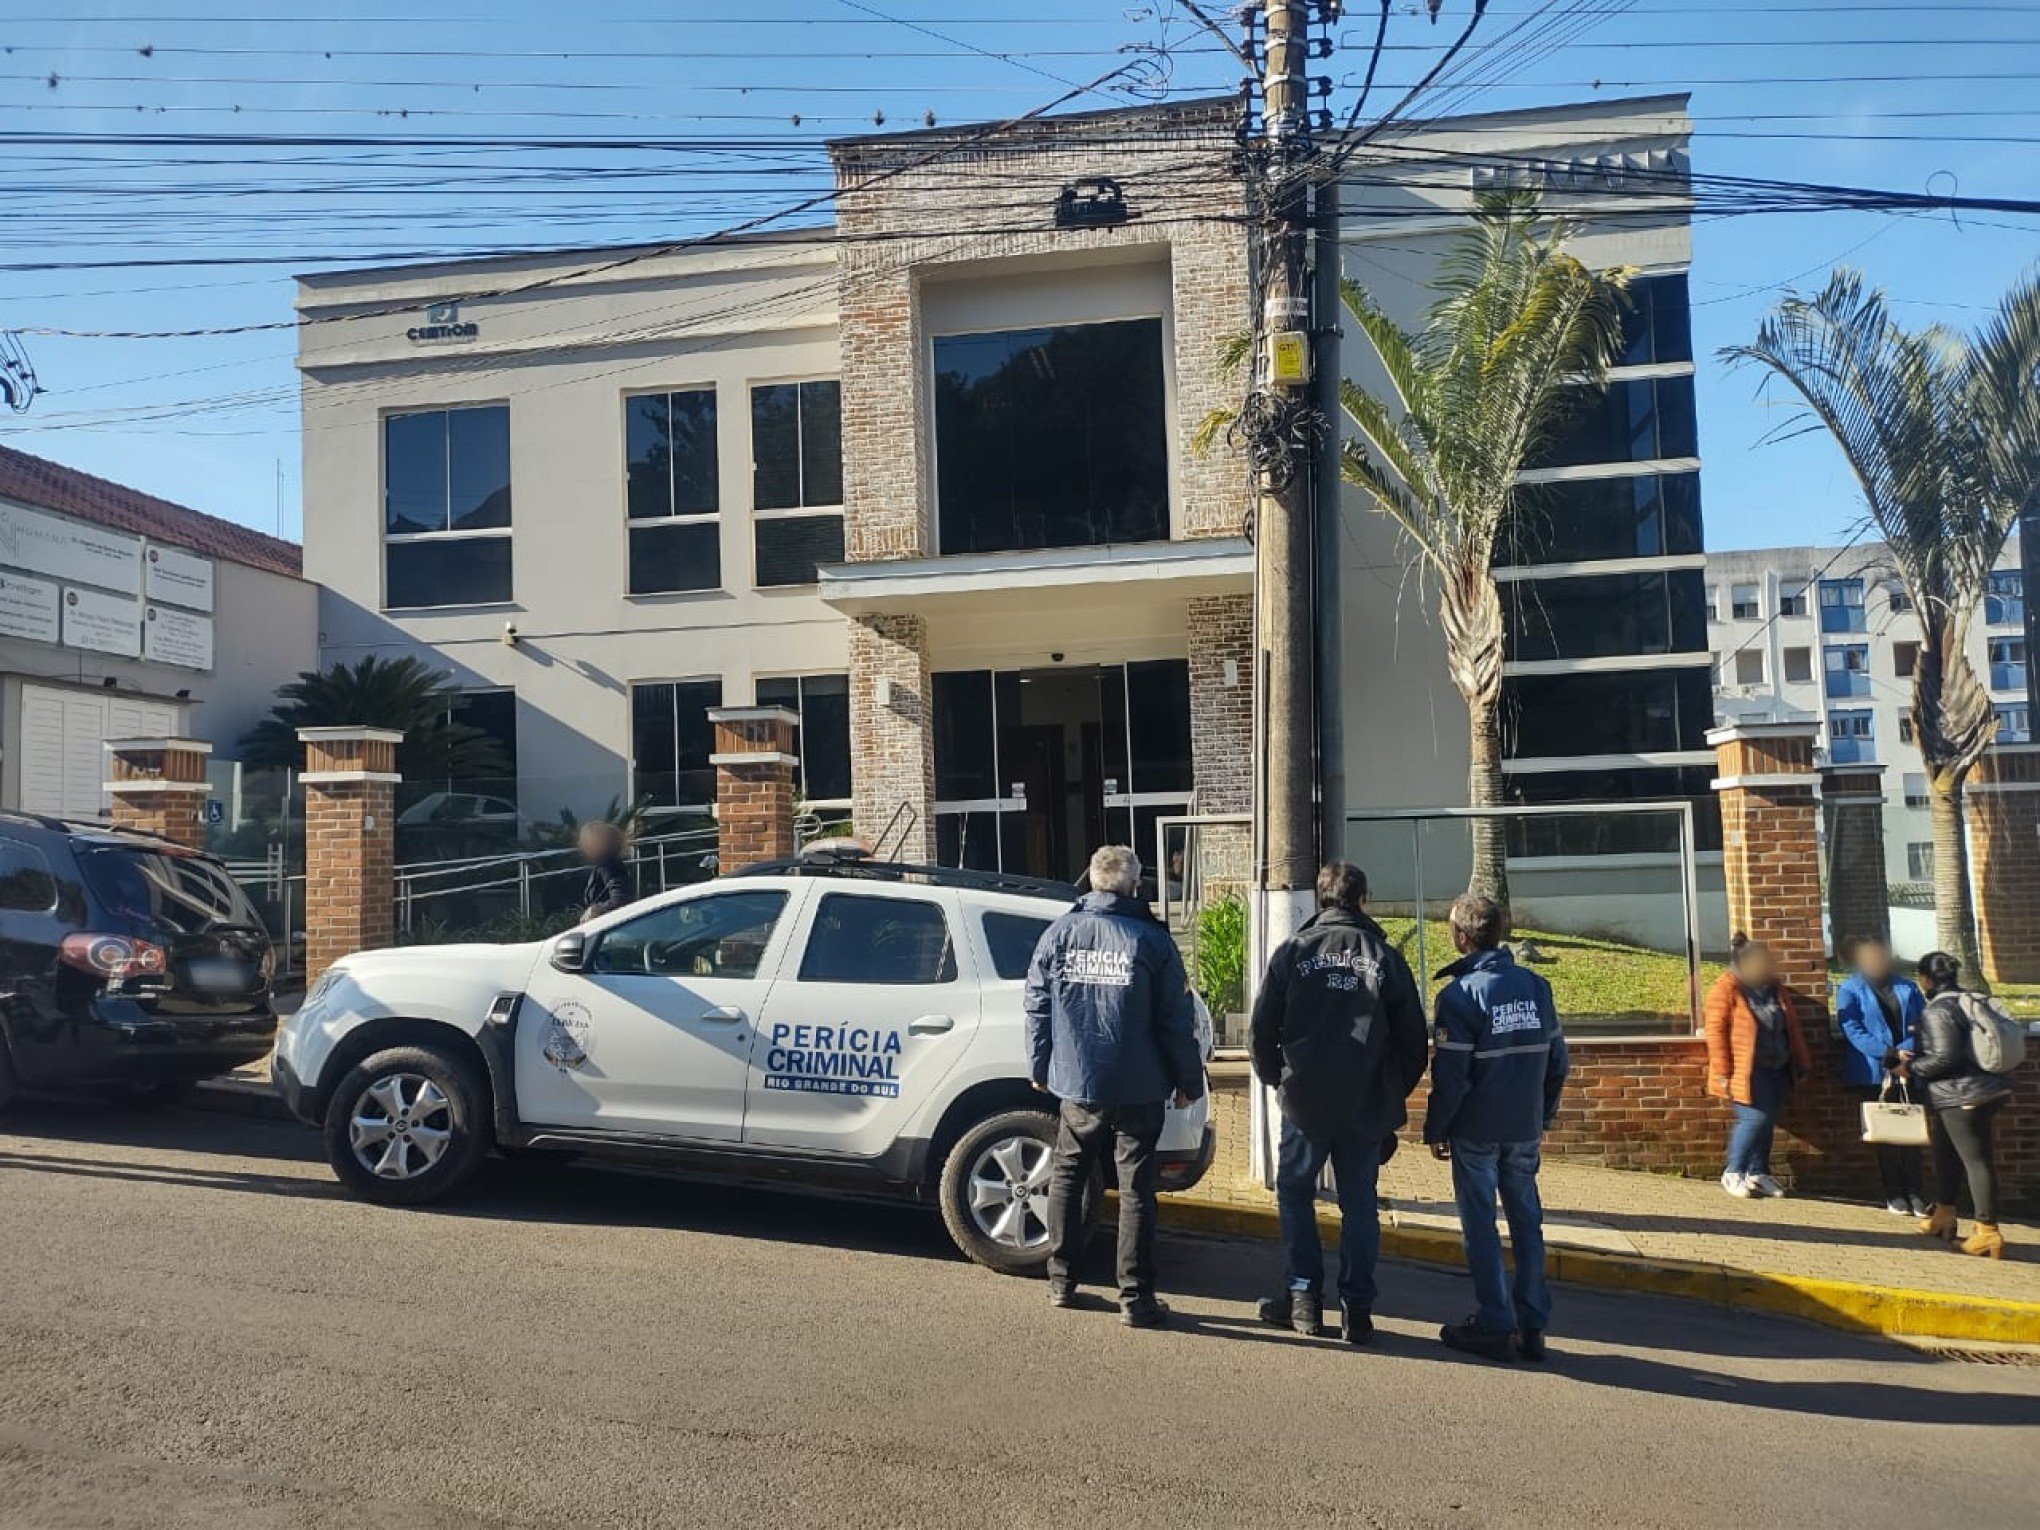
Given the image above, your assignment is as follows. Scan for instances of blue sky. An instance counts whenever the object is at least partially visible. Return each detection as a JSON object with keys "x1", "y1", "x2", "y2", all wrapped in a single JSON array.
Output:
[{"x1": 0, "y1": 0, "x2": 2035, "y2": 550}]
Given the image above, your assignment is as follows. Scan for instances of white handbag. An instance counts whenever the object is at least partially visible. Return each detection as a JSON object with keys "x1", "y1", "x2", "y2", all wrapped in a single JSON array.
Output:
[{"x1": 1860, "y1": 1079, "x2": 1929, "y2": 1147}]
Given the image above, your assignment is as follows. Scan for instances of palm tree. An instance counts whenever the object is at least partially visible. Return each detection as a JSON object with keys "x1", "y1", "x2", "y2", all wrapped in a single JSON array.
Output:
[
  {"x1": 1337, "y1": 191, "x2": 1632, "y2": 908},
  {"x1": 241, "y1": 655, "x2": 509, "y2": 786},
  {"x1": 1725, "y1": 270, "x2": 2040, "y2": 982}
]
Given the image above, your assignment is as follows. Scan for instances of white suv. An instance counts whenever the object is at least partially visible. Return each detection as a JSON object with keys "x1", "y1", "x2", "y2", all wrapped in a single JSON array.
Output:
[{"x1": 272, "y1": 855, "x2": 1215, "y2": 1273}]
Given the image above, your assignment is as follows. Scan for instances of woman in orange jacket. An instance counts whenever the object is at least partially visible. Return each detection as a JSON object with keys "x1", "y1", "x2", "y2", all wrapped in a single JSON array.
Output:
[{"x1": 1704, "y1": 935, "x2": 1814, "y2": 1199}]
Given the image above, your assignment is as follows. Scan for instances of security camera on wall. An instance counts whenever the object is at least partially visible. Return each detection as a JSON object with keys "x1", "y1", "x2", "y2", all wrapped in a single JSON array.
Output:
[{"x1": 501, "y1": 621, "x2": 519, "y2": 647}]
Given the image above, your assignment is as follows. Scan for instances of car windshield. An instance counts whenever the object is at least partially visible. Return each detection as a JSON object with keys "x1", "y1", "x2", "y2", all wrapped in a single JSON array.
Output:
[{"x1": 78, "y1": 846, "x2": 264, "y2": 935}]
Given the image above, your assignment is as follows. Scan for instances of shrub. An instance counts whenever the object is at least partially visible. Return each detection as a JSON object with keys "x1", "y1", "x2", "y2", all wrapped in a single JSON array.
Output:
[{"x1": 1190, "y1": 893, "x2": 1248, "y2": 1017}]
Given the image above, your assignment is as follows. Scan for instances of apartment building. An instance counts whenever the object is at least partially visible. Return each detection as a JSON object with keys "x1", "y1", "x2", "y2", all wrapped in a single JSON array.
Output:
[
  {"x1": 297, "y1": 94, "x2": 1701, "y2": 896},
  {"x1": 1706, "y1": 538, "x2": 2029, "y2": 885}
]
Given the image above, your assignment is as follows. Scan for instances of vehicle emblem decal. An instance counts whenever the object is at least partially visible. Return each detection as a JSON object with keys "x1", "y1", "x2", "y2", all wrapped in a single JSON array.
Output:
[{"x1": 542, "y1": 1001, "x2": 594, "y2": 1071}]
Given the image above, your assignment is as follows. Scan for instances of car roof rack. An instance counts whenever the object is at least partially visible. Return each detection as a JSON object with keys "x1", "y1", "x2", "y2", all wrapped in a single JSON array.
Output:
[{"x1": 732, "y1": 851, "x2": 1078, "y2": 903}]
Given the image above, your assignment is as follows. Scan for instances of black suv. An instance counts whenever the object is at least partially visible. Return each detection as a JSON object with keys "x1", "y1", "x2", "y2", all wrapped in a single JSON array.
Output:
[{"x1": 0, "y1": 814, "x2": 276, "y2": 1107}]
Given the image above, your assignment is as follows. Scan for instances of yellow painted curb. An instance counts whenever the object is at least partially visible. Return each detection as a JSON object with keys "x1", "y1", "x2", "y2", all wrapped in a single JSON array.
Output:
[{"x1": 1157, "y1": 1195, "x2": 2040, "y2": 1346}]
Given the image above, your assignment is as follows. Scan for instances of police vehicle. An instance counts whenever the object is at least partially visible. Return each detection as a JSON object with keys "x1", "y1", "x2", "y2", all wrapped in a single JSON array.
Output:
[{"x1": 272, "y1": 846, "x2": 1215, "y2": 1273}]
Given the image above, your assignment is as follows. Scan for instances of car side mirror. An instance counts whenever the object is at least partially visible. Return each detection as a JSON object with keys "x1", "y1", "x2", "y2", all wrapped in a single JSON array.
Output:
[{"x1": 550, "y1": 931, "x2": 589, "y2": 973}]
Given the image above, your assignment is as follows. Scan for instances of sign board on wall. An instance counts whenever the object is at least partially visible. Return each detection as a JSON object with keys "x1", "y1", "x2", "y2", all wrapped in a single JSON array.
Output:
[
  {"x1": 0, "y1": 571, "x2": 60, "y2": 645},
  {"x1": 0, "y1": 500, "x2": 143, "y2": 593},
  {"x1": 144, "y1": 543, "x2": 215, "y2": 612},
  {"x1": 61, "y1": 586, "x2": 143, "y2": 659},
  {"x1": 143, "y1": 603, "x2": 214, "y2": 669}
]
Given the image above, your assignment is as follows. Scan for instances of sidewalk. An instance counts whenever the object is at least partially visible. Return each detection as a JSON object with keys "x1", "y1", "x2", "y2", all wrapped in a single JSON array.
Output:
[{"x1": 1166, "y1": 1087, "x2": 2040, "y2": 1344}]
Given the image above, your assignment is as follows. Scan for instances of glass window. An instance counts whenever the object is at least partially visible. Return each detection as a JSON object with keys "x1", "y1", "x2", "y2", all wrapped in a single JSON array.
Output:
[
  {"x1": 1779, "y1": 582, "x2": 1809, "y2": 618},
  {"x1": 1524, "y1": 375, "x2": 1698, "y2": 470},
  {"x1": 754, "y1": 674, "x2": 852, "y2": 805},
  {"x1": 1824, "y1": 644, "x2": 1871, "y2": 697},
  {"x1": 1907, "y1": 842, "x2": 1934, "y2": 880},
  {"x1": 1827, "y1": 709, "x2": 1875, "y2": 764},
  {"x1": 1899, "y1": 715, "x2": 1916, "y2": 744},
  {"x1": 1617, "y1": 274, "x2": 1693, "y2": 366},
  {"x1": 1996, "y1": 703, "x2": 2032, "y2": 743},
  {"x1": 0, "y1": 837, "x2": 57, "y2": 913},
  {"x1": 1818, "y1": 577, "x2": 1867, "y2": 633},
  {"x1": 1505, "y1": 571, "x2": 1706, "y2": 662},
  {"x1": 383, "y1": 406, "x2": 511, "y2": 608},
  {"x1": 1986, "y1": 570, "x2": 2025, "y2": 627},
  {"x1": 1886, "y1": 584, "x2": 1914, "y2": 614},
  {"x1": 1125, "y1": 659, "x2": 1193, "y2": 796},
  {"x1": 78, "y1": 847, "x2": 263, "y2": 934},
  {"x1": 1503, "y1": 668, "x2": 1714, "y2": 759},
  {"x1": 630, "y1": 679, "x2": 722, "y2": 810},
  {"x1": 754, "y1": 514, "x2": 845, "y2": 589},
  {"x1": 982, "y1": 910, "x2": 1053, "y2": 982},
  {"x1": 934, "y1": 318, "x2": 1169, "y2": 555},
  {"x1": 1989, "y1": 637, "x2": 2028, "y2": 692},
  {"x1": 752, "y1": 380, "x2": 842, "y2": 511},
  {"x1": 1704, "y1": 585, "x2": 1719, "y2": 622},
  {"x1": 1498, "y1": 471, "x2": 1702, "y2": 565},
  {"x1": 799, "y1": 892, "x2": 956, "y2": 985},
  {"x1": 1903, "y1": 773, "x2": 1930, "y2": 808},
  {"x1": 626, "y1": 390, "x2": 720, "y2": 595},
  {"x1": 1730, "y1": 584, "x2": 1761, "y2": 621},
  {"x1": 1893, "y1": 641, "x2": 1920, "y2": 679},
  {"x1": 1733, "y1": 649, "x2": 1765, "y2": 686},
  {"x1": 933, "y1": 671, "x2": 999, "y2": 802},
  {"x1": 629, "y1": 521, "x2": 720, "y2": 596},
  {"x1": 1505, "y1": 765, "x2": 1722, "y2": 853},
  {"x1": 1783, "y1": 646, "x2": 1814, "y2": 684},
  {"x1": 590, "y1": 890, "x2": 787, "y2": 979}
]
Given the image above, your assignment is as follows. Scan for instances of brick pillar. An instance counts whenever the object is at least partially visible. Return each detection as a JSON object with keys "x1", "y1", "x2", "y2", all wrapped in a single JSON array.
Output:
[
  {"x1": 1709, "y1": 721, "x2": 1826, "y2": 1007},
  {"x1": 849, "y1": 612, "x2": 936, "y2": 862},
  {"x1": 1967, "y1": 742, "x2": 2040, "y2": 984},
  {"x1": 1187, "y1": 593, "x2": 1253, "y2": 892},
  {"x1": 709, "y1": 706, "x2": 798, "y2": 874},
  {"x1": 103, "y1": 737, "x2": 212, "y2": 849},
  {"x1": 1819, "y1": 762, "x2": 1890, "y2": 953},
  {"x1": 298, "y1": 726, "x2": 401, "y2": 983}
]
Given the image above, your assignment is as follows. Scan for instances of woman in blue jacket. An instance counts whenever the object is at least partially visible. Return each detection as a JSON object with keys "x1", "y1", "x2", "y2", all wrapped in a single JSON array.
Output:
[{"x1": 1833, "y1": 936, "x2": 1927, "y2": 1215}]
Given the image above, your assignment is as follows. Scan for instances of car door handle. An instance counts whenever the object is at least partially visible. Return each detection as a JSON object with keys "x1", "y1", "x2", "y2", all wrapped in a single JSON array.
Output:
[
  {"x1": 699, "y1": 1005, "x2": 746, "y2": 1024},
  {"x1": 908, "y1": 1014, "x2": 955, "y2": 1035}
]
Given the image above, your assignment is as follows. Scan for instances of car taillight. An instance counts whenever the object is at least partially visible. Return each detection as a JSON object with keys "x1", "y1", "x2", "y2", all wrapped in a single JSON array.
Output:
[{"x1": 60, "y1": 933, "x2": 169, "y2": 981}]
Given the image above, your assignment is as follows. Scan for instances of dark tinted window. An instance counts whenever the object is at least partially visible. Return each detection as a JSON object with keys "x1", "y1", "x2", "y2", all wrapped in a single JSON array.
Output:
[
  {"x1": 1498, "y1": 472, "x2": 1702, "y2": 566},
  {"x1": 626, "y1": 390, "x2": 718, "y2": 520},
  {"x1": 386, "y1": 537, "x2": 512, "y2": 609},
  {"x1": 1618, "y1": 274, "x2": 1693, "y2": 366},
  {"x1": 629, "y1": 521, "x2": 720, "y2": 595},
  {"x1": 755, "y1": 674, "x2": 852, "y2": 804},
  {"x1": 754, "y1": 514, "x2": 844, "y2": 588},
  {"x1": 799, "y1": 892, "x2": 956, "y2": 985},
  {"x1": 752, "y1": 381, "x2": 842, "y2": 511},
  {"x1": 935, "y1": 319, "x2": 1169, "y2": 554},
  {"x1": 0, "y1": 838, "x2": 57, "y2": 912},
  {"x1": 1125, "y1": 659, "x2": 1193, "y2": 794},
  {"x1": 79, "y1": 848, "x2": 263, "y2": 934},
  {"x1": 1503, "y1": 667, "x2": 1715, "y2": 759},
  {"x1": 591, "y1": 890, "x2": 786, "y2": 979},
  {"x1": 631, "y1": 679, "x2": 722, "y2": 808},
  {"x1": 1505, "y1": 570, "x2": 1707, "y2": 661},
  {"x1": 1526, "y1": 376, "x2": 1698, "y2": 470},
  {"x1": 934, "y1": 670, "x2": 998, "y2": 800},
  {"x1": 1506, "y1": 765, "x2": 1723, "y2": 853},
  {"x1": 384, "y1": 407, "x2": 510, "y2": 534},
  {"x1": 982, "y1": 910, "x2": 1053, "y2": 981}
]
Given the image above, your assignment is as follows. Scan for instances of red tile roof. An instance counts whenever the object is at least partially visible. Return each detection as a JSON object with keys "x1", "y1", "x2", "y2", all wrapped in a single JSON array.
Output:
[{"x1": 0, "y1": 443, "x2": 303, "y2": 579}]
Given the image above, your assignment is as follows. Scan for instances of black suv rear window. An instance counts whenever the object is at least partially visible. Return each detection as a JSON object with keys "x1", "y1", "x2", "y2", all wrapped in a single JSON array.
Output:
[{"x1": 79, "y1": 848, "x2": 264, "y2": 935}]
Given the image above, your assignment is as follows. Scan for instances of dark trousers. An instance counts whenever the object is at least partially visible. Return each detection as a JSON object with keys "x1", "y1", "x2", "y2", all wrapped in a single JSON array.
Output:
[
  {"x1": 1046, "y1": 1099, "x2": 1166, "y2": 1304},
  {"x1": 1274, "y1": 1116, "x2": 1383, "y2": 1313},
  {"x1": 1854, "y1": 1085, "x2": 1924, "y2": 1202},
  {"x1": 1933, "y1": 1096, "x2": 2007, "y2": 1224}
]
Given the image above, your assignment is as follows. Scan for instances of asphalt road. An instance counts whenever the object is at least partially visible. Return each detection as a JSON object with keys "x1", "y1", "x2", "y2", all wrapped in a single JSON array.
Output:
[{"x1": 1, "y1": 1100, "x2": 2036, "y2": 1530}]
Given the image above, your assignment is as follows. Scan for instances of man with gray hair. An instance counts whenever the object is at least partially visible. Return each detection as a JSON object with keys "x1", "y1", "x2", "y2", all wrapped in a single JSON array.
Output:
[
  {"x1": 1424, "y1": 892, "x2": 1569, "y2": 1363},
  {"x1": 1024, "y1": 844, "x2": 1205, "y2": 1327}
]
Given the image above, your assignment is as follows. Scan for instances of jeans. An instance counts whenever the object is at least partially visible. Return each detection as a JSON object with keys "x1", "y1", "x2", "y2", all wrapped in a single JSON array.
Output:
[
  {"x1": 1450, "y1": 1138, "x2": 1551, "y2": 1337},
  {"x1": 1725, "y1": 1064, "x2": 1792, "y2": 1177},
  {"x1": 1855, "y1": 1085, "x2": 1924, "y2": 1202},
  {"x1": 1046, "y1": 1099, "x2": 1167, "y2": 1304},
  {"x1": 1274, "y1": 1116, "x2": 1383, "y2": 1313},
  {"x1": 1933, "y1": 1095, "x2": 2007, "y2": 1224}
]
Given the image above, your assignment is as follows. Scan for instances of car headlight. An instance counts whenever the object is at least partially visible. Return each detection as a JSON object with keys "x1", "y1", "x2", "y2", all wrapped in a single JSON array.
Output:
[{"x1": 301, "y1": 966, "x2": 343, "y2": 1013}]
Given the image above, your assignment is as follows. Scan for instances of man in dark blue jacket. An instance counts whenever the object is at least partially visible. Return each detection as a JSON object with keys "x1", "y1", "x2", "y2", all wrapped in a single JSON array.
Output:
[
  {"x1": 1423, "y1": 893, "x2": 1569, "y2": 1363},
  {"x1": 1024, "y1": 845, "x2": 1204, "y2": 1328}
]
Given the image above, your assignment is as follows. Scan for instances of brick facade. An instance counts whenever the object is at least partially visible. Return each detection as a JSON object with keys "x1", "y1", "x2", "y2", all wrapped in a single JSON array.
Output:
[
  {"x1": 1967, "y1": 743, "x2": 2040, "y2": 985},
  {"x1": 1820, "y1": 763, "x2": 1890, "y2": 952},
  {"x1": 848, "y1": 613, "x2": 936, "y2": 861},
  {"x1": 1186, "y1": 593, "x2": 1254, "y2": 886},
  {"x1": 103, "y1": 737, "x2": 212, "y2": 849},
  {"x1": 709, "y1": 707, "x2": 799, "y2": 874},
  {"x1": 298, "y1": 727, "x2": 400, "y2": 983},
  {"x1": 1709, "y1": 721, "x2": 1828, "y2": 1005}
]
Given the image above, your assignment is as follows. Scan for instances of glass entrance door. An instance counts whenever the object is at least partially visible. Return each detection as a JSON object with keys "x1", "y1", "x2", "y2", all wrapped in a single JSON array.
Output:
[{"x1": 933, "y1": 660, "x2": 1191, "y2": 886}]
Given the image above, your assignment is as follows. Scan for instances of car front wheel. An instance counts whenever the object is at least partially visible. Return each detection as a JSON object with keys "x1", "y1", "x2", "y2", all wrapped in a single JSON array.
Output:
[
  {"x1": 323, "y1": 1045, "x2": 490, "y2": 1206},
  {"x1": 938, "y1": 1108, "x2": 1096, "y2": 1276}
]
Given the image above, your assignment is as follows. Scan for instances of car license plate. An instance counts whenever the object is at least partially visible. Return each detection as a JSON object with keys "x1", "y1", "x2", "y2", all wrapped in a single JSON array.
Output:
[{"x1": 188, "y1": 959, "x2": 247, "y2": 992}]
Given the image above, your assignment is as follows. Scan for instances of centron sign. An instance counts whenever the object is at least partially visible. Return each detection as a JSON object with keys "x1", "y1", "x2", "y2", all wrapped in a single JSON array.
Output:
[{"x1": 407, "y1": 301, "x2": 479, "y2": 344}]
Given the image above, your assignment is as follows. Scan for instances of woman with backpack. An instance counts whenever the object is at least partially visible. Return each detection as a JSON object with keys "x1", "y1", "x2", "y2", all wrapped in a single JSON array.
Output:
[
  {"x1": 1704, "y1": 935, "x2": 1814, "y2": 1199},
  {"x1": 1904, "y1": 951, "x2": 2018, "y2": 1259}
]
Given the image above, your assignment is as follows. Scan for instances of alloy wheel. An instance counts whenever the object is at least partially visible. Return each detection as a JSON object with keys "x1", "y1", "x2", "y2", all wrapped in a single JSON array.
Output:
[
  {"x1": 965, "y1": 1133, "x2": 1052, "y2": 1250},
  {"x1": 348, "y1": 1073, "x2": 454, "y2": 1182}
]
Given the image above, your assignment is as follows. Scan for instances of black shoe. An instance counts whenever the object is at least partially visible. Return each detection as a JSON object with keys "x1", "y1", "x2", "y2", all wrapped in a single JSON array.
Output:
[
  {"x1": 1341, "y1": 1309, "x2": 1374, "y2": 1347},
  {"x1": 1440, "y1": 1317, "x2": 1517, "y2": 1363},
  {"x1": 1518, "y1": 1328, "x2": 1546, "y2": 1362},
  {"x1": 1121, "y1": 1298, "x2": 1171, "y2": 1330},
  {"x1": 1256, "y1": 1292, "x2": 1293, "y2": 1328},
  {"x1": 1291, "y1": 1290, "x2": 1328, "y2": 1338},
  {"x1": 1047, "y1": 1280, "x2": 1079, "y2": 1310}
]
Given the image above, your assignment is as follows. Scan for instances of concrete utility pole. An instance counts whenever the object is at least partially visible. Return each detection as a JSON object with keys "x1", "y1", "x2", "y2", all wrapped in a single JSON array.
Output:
[{"x1": 1250, "y1": 0, "x2": 1321, "y2": 953}]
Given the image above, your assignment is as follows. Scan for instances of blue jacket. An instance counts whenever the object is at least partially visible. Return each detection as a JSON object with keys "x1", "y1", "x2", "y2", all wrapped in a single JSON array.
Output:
[
  {"x1": 1022, "y1": 892, "x2": 1205, "y2": 1108},
  {"x1": 1833, "y1": 972, "x2": 1924, "y2": 1088},
  {"x1": 1423, "y1": 947, "x2": 1569, "y2": 1145}
]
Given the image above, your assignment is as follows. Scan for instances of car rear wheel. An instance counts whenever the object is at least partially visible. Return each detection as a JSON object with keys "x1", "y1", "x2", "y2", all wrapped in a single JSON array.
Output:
[
  {"x1": 938, "y1": 1108, "x2": 1095, "y2": 1276},
  {"x1": 323, "y1": 1045, "x2": 489, "y2": 1206}
]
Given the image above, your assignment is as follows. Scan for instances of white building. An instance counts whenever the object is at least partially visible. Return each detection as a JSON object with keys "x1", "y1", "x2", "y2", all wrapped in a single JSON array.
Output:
[{"x1": 1706, "y1": 537, "x2": 2029, "y2": 885}]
